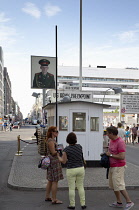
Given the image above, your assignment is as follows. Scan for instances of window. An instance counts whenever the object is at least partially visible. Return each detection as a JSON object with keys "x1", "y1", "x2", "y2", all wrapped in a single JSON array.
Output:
[
  {"x1": 59, "y1": 116, "x2": 68, "y2": 131},
  {"x1": 90, "y1": 117, "x2": 99, "y2": 131},
  {"x1": 73, "y1": 112, "x2": 86, "y2": 132}
]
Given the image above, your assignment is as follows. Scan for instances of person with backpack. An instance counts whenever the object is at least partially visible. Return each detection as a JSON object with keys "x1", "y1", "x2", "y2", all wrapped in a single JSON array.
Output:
[{"x1": 105, "y1": 126, "x2": 134, "y2": 210}]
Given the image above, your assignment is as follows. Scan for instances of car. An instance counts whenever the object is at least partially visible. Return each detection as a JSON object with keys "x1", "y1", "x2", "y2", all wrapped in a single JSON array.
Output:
[
  {"x1": 32, "y1": 119, "x2": 37, "y2": 125},
  {"x1": 12, "y1": 122, "x2": 19, "y2": 128}
]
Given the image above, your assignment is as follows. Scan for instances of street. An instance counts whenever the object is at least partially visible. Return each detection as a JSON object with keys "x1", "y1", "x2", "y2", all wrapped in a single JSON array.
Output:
[{"x1": 0, "y1": 125, "x2": 138, "y2": 210}]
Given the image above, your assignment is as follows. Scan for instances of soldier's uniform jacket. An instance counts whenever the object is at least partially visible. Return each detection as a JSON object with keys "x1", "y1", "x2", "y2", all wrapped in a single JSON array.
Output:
[{"x1": 33, "y1": 72, "x2": 55, "y2": 88}]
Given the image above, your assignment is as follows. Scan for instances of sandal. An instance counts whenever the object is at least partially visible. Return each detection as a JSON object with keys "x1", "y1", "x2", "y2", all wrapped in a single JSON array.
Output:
[
  {"x1": 45, "y1": 198, "x2": 52, "y2": 201},
  {"x1": 52, "y1": 199, "x2": 63, "y2": 204}
]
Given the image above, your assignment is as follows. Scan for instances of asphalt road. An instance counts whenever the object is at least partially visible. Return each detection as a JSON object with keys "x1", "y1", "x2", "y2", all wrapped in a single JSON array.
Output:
[{"x1": 126, "y1": 144, "x2": 139, "y2": 166}]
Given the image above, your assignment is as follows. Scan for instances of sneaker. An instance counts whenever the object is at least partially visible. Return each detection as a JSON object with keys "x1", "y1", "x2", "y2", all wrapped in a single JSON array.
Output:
[
  {"x1": 109, "y1": 201, "x2": 123, "y2": 208},
  {"x1": 67, "y1": 206, "x2": 75, "y2": 209},
  {"x1": 81, "y1": 205, "x2": 87, "y2": 209},
  {"x1": 124, "y1": 202, "x2": 134, "y2": 210}
]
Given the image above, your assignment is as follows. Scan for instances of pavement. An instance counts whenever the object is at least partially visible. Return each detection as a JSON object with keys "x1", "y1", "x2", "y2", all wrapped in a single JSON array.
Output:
[
  {"x1": 7, "y1": 135, "x2": 139, "y2": 191},
  {"x1": 6, "y1": 130, "x2": 139, "y2": 209}
]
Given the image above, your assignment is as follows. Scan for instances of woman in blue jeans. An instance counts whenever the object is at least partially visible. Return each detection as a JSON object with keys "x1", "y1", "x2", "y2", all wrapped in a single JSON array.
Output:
[{"x1": 57, "y1": 132, "x2": 86, "y2": 209}]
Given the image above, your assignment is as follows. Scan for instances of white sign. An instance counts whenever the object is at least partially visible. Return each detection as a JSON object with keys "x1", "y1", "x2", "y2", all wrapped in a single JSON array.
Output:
[
  {"x1": 121, "y1": 94, "x2": 139, "y2": 114},
  {"x1": 47, "y1": 90, "x2": 93, "y2": 103}
]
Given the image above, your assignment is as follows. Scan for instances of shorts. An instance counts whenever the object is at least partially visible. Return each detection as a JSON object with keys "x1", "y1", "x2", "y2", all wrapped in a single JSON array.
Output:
[{"x1": 109, "y1": 166, "x2": 126, "y2": 191}]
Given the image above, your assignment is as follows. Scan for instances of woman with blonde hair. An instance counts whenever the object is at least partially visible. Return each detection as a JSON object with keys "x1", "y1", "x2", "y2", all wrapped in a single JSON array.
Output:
[{"x1": 45, "y1": 126, "x2": 63, "y2": 204}]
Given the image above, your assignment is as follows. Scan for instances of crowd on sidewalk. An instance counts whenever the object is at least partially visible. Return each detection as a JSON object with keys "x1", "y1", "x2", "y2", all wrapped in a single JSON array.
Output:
[{"x1": 104, "y1": 122, "x2": 139, "y2": 146}]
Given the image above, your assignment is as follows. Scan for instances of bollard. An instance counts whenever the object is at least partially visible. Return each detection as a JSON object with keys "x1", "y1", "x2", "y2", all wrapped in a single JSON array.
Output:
[{"x1": 15, "y1": 135, "x2": 22, "y2": 156}]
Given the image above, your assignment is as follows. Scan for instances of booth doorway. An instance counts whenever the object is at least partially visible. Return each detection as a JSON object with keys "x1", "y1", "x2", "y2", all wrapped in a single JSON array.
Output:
[{"x1": 69, "y1": 109, "x2": 89, "y2": 159}]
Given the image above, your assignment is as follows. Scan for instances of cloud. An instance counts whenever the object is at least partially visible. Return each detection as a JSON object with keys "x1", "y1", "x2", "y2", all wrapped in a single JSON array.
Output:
[
  {"x1": 22, "y1": 2, "x2": 41, "y2": 19},
  {"x1": 0, "y1": 12, "x2": 10, "y2": 23},
  {"x1": 0, "y1": 13, "x2": 18, "y2": 47},
  {"x1": 44, "y1": 3, "x2": 61, "y2": 17},
  {"x1": 0, "y1": 25, "x2": 17, "y2": 45},
  {"x1": 135, "y1": 23, "x2": 139, "y2": 28},
  {"x1": 116, "y1": 30, "x2": 138, "y2": 43}
]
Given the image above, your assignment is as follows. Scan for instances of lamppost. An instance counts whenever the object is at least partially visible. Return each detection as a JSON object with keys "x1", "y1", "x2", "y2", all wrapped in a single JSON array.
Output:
[
  {"x1": 32, "y1": 92, "x2": 40, "y2": 120},
  {"x1": 102, "y1": 87, "x2": 123, "y2": 125},
  {"x1": 102, "y1": 87, "x2": 123, "y2": 104}
]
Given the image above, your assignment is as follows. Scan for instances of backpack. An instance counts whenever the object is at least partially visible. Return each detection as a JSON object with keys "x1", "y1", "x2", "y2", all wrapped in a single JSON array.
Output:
[
  {"x1": 100, "y1": 153, "x2": 110, "y2": 179},
  {"x1": 100, "y1": 153, "x2": 110, "y2": 168}
]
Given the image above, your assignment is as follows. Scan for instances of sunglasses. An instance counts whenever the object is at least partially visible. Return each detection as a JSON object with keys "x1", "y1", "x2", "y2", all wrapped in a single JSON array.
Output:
[{"x1": 53, "y1": 130, "x2": 59, "y2": 133}]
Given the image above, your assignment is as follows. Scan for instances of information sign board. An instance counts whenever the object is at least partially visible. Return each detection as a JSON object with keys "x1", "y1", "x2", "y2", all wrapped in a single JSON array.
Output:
[{"x1": 121, "y1": 94, "x2": 139, "y2": 114}]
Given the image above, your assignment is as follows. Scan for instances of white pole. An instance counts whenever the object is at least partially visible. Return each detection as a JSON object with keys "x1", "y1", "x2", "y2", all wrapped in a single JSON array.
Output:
[
  {"x1": 119, "y1": 93, "x2": 122, "y2": 122},
  {"x1": 79, "y1": 0, "x2": 82, "y2": 91}
]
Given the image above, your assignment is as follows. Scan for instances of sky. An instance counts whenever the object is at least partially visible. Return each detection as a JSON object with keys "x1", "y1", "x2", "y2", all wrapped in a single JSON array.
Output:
[{"x1": 1, "y1": 0, "x2": 139, "y2": 118}]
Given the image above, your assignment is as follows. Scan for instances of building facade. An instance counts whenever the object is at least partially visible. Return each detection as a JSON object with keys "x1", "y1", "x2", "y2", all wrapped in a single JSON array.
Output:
[{"x1": 0, "y1": 47, "x2": 4, "y2": 119}]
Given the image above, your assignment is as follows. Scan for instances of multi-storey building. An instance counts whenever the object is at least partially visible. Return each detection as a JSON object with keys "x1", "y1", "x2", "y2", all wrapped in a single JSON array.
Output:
[
  {"x1": 31, "y1": 65, "x2": 139, "y2": 125},
  {"x1": 57, "y1": 65, "x2": 139, "y2": 110},
  {"x1": 0, "y1": 46, "x2": 23, "y2": 123},
  {"x1": 4, "y1": 67, "x2": 12, "y2": 116},
  {"x1": 0, "y1": 47, "x2": 4, "y2": 118}
]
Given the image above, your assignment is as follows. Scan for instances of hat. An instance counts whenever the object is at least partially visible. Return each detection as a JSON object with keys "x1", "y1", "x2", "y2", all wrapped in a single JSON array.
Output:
[{"x1": 39, "y1": 59, "x2": 50, "y2": 66}]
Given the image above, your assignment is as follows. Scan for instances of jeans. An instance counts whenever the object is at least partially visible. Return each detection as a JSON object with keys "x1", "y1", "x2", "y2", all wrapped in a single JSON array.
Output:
[{"x1": 66, "y1": 167, "x2": 85, "y2": 206}]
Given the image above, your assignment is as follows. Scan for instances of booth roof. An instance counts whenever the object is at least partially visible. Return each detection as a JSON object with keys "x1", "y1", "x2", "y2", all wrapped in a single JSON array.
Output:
[{"x1": 42, "y1": 100, "x2": 111, "y2": 110}]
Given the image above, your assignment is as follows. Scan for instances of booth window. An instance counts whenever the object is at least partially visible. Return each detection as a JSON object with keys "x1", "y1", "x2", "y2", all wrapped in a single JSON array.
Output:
[
  {"x1": 73, "y1": 112, "x2": 86, "y2": 132},
  {"x1": 90, "y1": 117, "x2": 99, "y2": 131},
  {"x1": 59, "y1": 116, "x2": 68, "y2": 131}
]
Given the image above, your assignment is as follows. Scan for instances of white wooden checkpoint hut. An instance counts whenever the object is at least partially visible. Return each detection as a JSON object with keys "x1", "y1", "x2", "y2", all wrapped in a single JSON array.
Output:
[{"x1": 43, "y1": 101, "x2": 110, "y2": 166}]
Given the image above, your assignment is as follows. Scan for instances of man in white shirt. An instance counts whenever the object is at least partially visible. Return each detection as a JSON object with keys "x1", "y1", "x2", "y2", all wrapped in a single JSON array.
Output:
[{"x1": 117, "y1": 122, "x2": 125, "y2": 139}]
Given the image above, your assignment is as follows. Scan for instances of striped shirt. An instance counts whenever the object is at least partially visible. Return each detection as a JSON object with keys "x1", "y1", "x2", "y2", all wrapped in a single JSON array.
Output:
[{"x1": 63, "y1": 144, "x2": 84, "y2": 169}]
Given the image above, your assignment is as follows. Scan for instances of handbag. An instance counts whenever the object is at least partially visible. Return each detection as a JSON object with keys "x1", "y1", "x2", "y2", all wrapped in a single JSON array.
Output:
[
  {"x1": 38, "y1": 156, "x2": 50, "y2": 170},
  {"x1": 100, "y1": 153, "x2": 110, "y2": 179}
]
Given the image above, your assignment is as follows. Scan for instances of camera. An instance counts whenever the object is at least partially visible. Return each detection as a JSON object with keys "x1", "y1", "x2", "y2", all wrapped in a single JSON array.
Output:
[{"x1": 57, "y1": 148, "x2": 62, "y2": 156}]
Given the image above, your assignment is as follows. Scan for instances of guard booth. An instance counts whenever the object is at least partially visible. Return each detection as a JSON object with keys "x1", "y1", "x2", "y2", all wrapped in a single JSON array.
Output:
[{"x1": 43, "y1": 101, "x2": 110, "y2": 166}]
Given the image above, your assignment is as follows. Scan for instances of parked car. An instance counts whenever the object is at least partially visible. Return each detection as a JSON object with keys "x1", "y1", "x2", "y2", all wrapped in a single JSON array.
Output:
[
  {"x1": 32, "y1": 119, "x2": 37, "y2": 125},
  {"x1": 12, "y1": 122, "x2": 19, "y2": 128}
]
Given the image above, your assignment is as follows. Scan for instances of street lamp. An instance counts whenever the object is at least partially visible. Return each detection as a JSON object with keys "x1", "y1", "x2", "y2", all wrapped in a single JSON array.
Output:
[
  {"x1": 61, "y1": 96, "x2": 71, "y2": 102},
  {"x1": 32, "y1": 92, "x2": 40, "y2": 120},
  {"x1": 32, "y1": 92, "x2": 40, "y2": 98},
  {"x1": 102, "y1": 87, "x2": 123, "y2": 104}
]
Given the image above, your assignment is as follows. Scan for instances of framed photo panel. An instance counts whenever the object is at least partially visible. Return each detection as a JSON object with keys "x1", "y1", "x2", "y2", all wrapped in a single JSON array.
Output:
[{"x1": 31, "y1": 55, "x2": 56, "y2": 89}]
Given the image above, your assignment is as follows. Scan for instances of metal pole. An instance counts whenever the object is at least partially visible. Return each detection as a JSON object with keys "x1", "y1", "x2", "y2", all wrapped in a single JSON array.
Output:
[
  {"x1": 15, "y1": 135, "x2": 22, "y2": 156},
  {"x1": 102, "y1": 88, "x2": 111, "y2": 104},
  {"x1": 119, "y1": 93, "x2": 122, "y2": 122},
  {"x1": 43, "y1": 89, "x2": 46, "y2": 107},
  {"x1": 79, "y1": 0, "x2": 82, "y2": 91},
  {"x1": 55, "y1": 25, "x2": 58, "y2": 129},
  {"x1": 17, "y1": 135, "x2": 20, "y2": 154},
  {"x1": 42, "y1": 89, "x2": 46, "y2": 125}
]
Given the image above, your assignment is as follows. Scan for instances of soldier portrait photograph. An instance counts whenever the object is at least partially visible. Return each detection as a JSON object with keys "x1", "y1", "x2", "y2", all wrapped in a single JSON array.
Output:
[{"x1": 31, "y1": 56, "x2": 56, "y2": 89}]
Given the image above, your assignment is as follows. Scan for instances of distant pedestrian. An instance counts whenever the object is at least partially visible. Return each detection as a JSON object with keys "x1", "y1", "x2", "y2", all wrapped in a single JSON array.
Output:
[
  {"x1": 131, "y1": 124, "x2": 137, "y2": 144},
  {"x1": 57, "y1": 132, "x2": 86, "y2": 209},
  {"x1": 117, "y1": 122, "x2": 125, "y2": 139},
  {"x1": 136, "y1": 124, "x2": 139, "y2": 144},
  {"x1": 34, "y1": 120, "x2": 41, "y2": 145},
  {"x1": 9, "y1": 123, "x2": 12, "y2": 131},
  {"x1": 3, "y1": 122, "x2": 7, "y2": 132},
  {"x1": 125, "y1": 126, "x2": 130, "y2": 144},
  {"x1": 106, "y1": 126, "x2": 134, "y2": 210}
]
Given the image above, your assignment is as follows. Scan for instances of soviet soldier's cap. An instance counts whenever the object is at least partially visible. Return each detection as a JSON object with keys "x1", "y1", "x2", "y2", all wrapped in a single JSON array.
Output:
[{"x1": 39, "y1": 59, "x2": 50, "y2": 66}]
